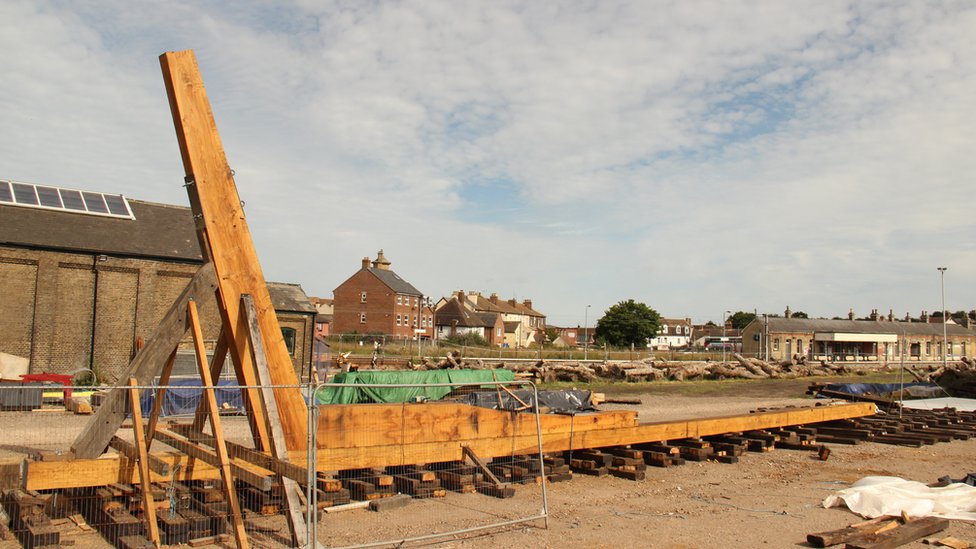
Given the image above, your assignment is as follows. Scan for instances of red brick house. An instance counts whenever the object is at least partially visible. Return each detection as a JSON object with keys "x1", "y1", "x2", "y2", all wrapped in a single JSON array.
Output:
[{"x1": 332, "y1": 251, "x2": 432, "y2": 340}]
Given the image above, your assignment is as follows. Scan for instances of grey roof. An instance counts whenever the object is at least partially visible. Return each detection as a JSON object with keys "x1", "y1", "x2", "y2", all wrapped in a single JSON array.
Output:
[
  {"x1": 434, "y1": 299, "x2": 487, "y2": 327},
  {"x1": 368, "y1": 267, "x2": 423, "y2": 296},
  {"x1": 761, "y1": 317, "x2": 974, "y2": 337},
  {"x1": 0, "y1": 199, "x2": 201, "y2": 261},
  {"x1": 266, "y1": 282, "x2": 316, "y2": 314}
]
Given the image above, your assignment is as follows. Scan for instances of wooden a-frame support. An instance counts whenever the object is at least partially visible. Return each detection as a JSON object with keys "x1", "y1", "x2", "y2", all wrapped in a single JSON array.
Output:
[{"x1": 67, "y1": 49, "x2": 317, "y2": 549}]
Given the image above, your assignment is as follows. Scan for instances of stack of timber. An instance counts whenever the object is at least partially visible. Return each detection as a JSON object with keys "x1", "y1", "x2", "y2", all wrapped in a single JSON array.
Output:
[{"x1": 791, "y1": 407, "x2": 976, "y2": 447}]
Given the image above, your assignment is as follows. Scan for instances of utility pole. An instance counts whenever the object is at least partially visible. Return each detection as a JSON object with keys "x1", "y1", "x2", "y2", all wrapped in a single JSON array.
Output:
[{"x1": 584, "y1": 305, "x2": 591, "y2": 360}]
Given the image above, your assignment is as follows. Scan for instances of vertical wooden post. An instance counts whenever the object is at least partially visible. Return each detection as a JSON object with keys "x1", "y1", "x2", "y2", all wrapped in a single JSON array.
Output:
[
  {"x1": 191, "y1": 327, "x2": 229, "y2": 433},
  {"x1": 144, "y1": 349, "x2": 177, "y2": 447},
  {"x1": 241, "y1": 295, "x2": 308, "y2": 546},
  {"x1": 188, "y1": 300, "x2": 249, "y2": 549},
  {"x1": 128, "y1": 378, "x2": 161, "y2": 547}
]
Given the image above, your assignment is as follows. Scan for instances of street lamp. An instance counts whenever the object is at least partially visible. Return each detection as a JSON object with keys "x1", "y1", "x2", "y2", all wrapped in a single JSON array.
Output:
[
  {"x1": 938, "y1": 267, "x2": 948, "y2": 369},
  {"x1": 722, "y1": 310, "x2": 732, "y2": 363},
  {"x1": 584, "y1": 305, "x2": 591, "y2": 360}
]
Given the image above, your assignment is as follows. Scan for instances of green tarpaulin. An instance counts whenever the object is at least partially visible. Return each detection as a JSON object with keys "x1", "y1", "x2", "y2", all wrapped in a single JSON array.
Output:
[{"x1": 315, "y1": 369, "x2": 516, "y2": 404}]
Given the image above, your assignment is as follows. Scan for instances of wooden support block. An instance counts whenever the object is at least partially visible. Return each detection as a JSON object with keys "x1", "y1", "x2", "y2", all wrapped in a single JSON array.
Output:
[
  {"x1": 368, "y1": 493, "x2": 412, "y2": 512},
  {"x1": 65, "y1": 398, "x2": 93, "y2": 415},
  {"x1": 342, "y1": 479, "x2": 378, "y2": 501},
  {"x1": 714, "y1": 455, "x2": 739, "y2": 464},
  {"x1": 118, "y1": 534, "x2": 153, "y2": 549},
  {"x1": 158, "y1": 512, "x2": 191, "y2": 545},
  {"x1": 317, "y1": 476, "x2": 344, "y2": 493},
  {"x1": 178, "y1": 509, "x2": 212, "y2": 539},
  {"x1": 547, "y1": 471, "x2": 573, "y2": 482},
  {"x1": 608, "y1": 467, "x2": 645, "y2": 481},
  {"x1": 475, "y1": 482, "x2": 516, "y2": 499}
]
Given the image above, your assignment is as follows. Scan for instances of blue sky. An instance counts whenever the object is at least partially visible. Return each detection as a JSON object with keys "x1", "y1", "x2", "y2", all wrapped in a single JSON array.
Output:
[{"x1": 1, "y1": 1, "x2": 974, "y2": 327}]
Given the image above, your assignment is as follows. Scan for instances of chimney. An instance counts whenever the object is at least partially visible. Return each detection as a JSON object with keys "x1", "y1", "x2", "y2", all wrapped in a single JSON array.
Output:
[
  {"x1": 888, "y1": 309, "x2": 894, "y2": 322},
  {"x1": 848, "y1": 308, "x2": 855, "y2": 320},
  {"x1": 361, "y1": 257, "x2": 370, "y2": 269},
  {"x1": 490, "y1": 293, "x2": 499, "y2": 305},
  {"x1": 508, "y1": 298, "x2": 517, "y2": 307},
  {"x1": 905, "y1": 312, "x2": 911, "y2": 322},
  {"x1": 920, "y1": 310, "x2": 929, "y2": 322},
  {"x1": 371, "y1": 249, "x2": 391, "y2": 270},
  {"x1": 785, "y1": 306, "x2": 792, "y2": 319},
  {"x1": 457, "y1": 290, "x2": 466, "y2": 306},
  {"x1": 869, "y1": 309, "x2": 878, "y2": 321},
  {"x1": 523, "y1": 299, "x2": 532, "y2": 310}
]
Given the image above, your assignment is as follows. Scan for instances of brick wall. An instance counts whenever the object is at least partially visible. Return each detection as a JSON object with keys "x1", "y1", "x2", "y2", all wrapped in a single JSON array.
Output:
[
  {"x1": 0, "y1": 245, "x2": 306, "y2": 382},
  {"x1": 332, "y1": 270, "x2": 396, "y2": 335}
]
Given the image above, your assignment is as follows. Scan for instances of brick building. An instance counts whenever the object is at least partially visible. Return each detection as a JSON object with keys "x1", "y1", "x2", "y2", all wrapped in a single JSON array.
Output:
[
  {"x1": 331, "y1": 251, "x2": 433, "y2": 340},
  {"x1": 0, "y1": 180, "x2": 316, "y2": 381}
]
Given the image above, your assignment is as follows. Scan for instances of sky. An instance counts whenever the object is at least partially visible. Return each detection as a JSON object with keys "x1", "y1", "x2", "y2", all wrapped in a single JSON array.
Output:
[{"x1": 1, "y1": 1, "x2": 974, "y2": 327}]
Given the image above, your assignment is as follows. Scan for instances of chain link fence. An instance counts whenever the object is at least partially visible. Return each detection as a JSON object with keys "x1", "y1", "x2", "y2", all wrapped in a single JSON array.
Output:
[{"x1": 0, "y1": 378, "x2": 549, "y2": 548}]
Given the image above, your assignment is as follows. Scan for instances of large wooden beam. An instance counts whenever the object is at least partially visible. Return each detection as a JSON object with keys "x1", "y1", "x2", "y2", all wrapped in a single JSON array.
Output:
[
  {"x1": 23, "y1": 402, "x2": 874, "y2": 490},
  {"x1": 159, "y1": 49, "x2": 307, "y2": 451},
  {"x1": 71, "y1": 263, "x2": 217, "y2": 459}
]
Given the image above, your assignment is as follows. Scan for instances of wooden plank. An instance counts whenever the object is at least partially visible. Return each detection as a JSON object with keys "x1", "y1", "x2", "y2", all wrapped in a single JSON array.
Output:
[
  {"x1": 145, "y1": 349, "x2": 177, "y2": 448},
  {"x1": 190, "y1": 326, "x2": 228, "y2": 433},
  {"x1": 152, "y1": 429, "x2": 272, "y2": 491},
  {"x1": 807, "y1": 516, "x2": 898, "y2": 547},
  {"x1": 71, "y1": 263, "x2": 217, "y2": 459},
  {"x1": 462, "y1": 446, "x2": 503, "y2": 487},
  {"x1": 187, "y1": 300, "x2": 248, "y2": 549},
  {"x1": 844, "y1": 516, "x2": 949, "y2": 549},
  {"x1": 128, "y1": 379, "x2": 160, "y2": 547},
  {"x1": 169, "y1": 425, "x2": 311, "y2": 486},
  {"x1": 159, "y1": 49, "x2": 307, "y2": 451},
  {"x1": 109, "y1": 436, "x2": 170, "y2": 476},
  {"x1": 241, "y1": 295, "x2": 307, "y2": 547}
]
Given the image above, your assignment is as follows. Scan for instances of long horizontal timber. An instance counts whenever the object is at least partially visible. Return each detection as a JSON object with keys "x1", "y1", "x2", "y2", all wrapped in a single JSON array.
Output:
[
  {"x1": 311, "y1": 402, "x2": 876, "y2": 469},
  {"x1": 22, "y1": 403, "x2": 874, "y2": 490}
]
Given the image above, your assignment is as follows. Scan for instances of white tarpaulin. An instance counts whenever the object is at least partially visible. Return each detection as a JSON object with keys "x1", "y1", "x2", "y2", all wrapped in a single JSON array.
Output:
[{"x1": 823, "y1": 476, "x2": 976, "y2": 521}]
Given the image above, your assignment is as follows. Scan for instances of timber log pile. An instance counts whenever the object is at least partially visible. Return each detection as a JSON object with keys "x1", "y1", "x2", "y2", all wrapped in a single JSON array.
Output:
[
  {"x1": 926, "y1": 357, "x2": 976, "y2": 398},
  {"x1": 410, "y1": 352, "x2": 950, "y2": 383}
]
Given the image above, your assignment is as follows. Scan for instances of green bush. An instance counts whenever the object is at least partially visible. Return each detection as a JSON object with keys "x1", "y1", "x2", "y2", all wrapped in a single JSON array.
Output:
[{"x1": 440, "y1": 332, "x2": 490, "y2": 348}]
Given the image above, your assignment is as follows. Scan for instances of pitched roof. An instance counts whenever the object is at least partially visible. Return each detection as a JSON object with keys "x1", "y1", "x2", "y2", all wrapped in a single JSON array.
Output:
[
  {"x1": 0, "y1": 199, "x2": 201, "y2": 261},
  {"x1": 435, "y1": 298, "x2": 488, "y2": 327},
  {"x1": 367, "y1": 267, "x2": 423, "y2": 296},
  {"x1": 266, "y1": 282, "x2": 316, "y2": 314},
  {"x1": 760, "y1": 317, "x2": 974, "y2": 337}
]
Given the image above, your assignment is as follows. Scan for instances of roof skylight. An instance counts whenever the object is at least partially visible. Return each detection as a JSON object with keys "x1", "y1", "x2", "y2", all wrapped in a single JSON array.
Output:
[{"x1": 0, "y1": 180, "x2": 135, "y2": 219}]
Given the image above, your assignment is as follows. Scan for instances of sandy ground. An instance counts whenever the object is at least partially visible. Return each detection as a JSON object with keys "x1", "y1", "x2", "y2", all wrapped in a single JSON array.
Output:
[{"x1": 1, "y1": 377, "x2": 974, "y2": 548}]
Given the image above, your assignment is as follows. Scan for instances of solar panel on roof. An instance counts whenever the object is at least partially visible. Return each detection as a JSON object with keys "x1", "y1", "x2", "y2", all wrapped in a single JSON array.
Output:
[{"x1": 0, "y1": 179, "x2": 135, "y2": 219}]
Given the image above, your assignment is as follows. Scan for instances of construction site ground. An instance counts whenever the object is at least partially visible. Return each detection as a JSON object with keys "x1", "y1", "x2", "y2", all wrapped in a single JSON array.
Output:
[{"x1": 1, "y1": 373, "x2": 974, "y2": 548}]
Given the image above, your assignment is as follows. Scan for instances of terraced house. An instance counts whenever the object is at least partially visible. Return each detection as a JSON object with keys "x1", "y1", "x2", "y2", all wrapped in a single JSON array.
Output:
[{"x1": 443, "y1": 291, "x2": 546, "y2": 348}]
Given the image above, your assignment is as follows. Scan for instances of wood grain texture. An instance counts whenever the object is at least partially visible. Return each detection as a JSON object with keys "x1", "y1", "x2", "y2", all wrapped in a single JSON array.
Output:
[{"x1": 159, "y1": 49, "x2": 307, "y2": 450}]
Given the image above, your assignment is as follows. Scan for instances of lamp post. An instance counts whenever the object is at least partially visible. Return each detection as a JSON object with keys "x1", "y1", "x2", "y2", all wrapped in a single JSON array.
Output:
[
  {"x1": 722, "y1": 310, "x2": 731, "y2": 363},
  {"x1": 938, "y1": 267, "x2": 948, "y2": 369},
  {"x1": 584, "y1": 305, "x2": 591, "y2": 360}
]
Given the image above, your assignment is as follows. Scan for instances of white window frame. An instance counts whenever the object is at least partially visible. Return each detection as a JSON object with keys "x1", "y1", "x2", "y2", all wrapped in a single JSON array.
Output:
[
  {"x1": 360, "y1": 313, "x2": 366, "y2": 323},
  {"x1": 360, "y1": 291, "x2": 367, "y2": 303}
]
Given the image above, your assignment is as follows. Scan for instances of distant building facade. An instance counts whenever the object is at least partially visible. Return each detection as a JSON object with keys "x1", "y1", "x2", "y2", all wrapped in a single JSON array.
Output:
[
  {"x1": 742, "y1": 314, "x2": 976, "y2": 362},
  {"x1": 648, "y1": 317, "x2": 693, "y2": 349},
  {"x1": 440, "y1": 291, "x2": 546, "y2": 348},
  {"x1": 0, "y1": 180, "x2": 316, "y2": 381},
  {"x1": 331, "y1": 250, "x2": 433, "y2": 340}
]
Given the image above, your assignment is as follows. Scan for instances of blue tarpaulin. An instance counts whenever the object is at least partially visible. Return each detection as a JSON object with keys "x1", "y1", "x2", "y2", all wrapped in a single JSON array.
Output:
[
  {"x1": 818, "y1": 382, "x2": 942, "y2": 399},
  {"x1": 139, "y1": 378, "x2": 245, "y2": 417}
]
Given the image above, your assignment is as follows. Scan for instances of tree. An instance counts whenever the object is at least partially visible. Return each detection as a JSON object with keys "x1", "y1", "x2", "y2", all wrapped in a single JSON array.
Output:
[
  {"x1": 544, "y1": 327, "x2": 560, "y2": 344},
  {"x1": 728, "y1": 311, "x2": 756, "y2": 330},
  {"x1": 594, "y1": 300, "x2": 661, "y2": 347},
  {"x1": 791, "y1": 311, "x2": 809, "y2": 319}
]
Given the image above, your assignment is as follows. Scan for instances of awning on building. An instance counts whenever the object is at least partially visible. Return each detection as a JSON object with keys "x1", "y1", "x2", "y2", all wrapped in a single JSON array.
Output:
[{"x1": 814, "y1": 332, "x2": 898, "y2": 343}]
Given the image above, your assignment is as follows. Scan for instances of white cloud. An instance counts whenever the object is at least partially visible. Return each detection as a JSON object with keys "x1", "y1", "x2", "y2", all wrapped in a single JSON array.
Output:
[{"x1": 1, "y1": 0, "x2": 973, "y2": 326}]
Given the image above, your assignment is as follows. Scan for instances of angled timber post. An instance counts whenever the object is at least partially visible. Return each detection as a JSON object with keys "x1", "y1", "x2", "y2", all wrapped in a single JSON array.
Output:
[
  {"x1": 159, "y1": 49, "x2": 308, "y2": 451},
  {"x1": 71, "y1": 262, "x2": 218, "y2": 459}
]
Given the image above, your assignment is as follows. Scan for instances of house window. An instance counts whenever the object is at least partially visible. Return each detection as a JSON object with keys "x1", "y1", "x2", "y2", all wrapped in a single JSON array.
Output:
[
  {"x1": 397, "y1": 295, "x2": 402, "y2": 305},
  {"x1": 773, "y1": 338, "x2": 779, "y2": 351},
  {"x1": 497, "y1": 328, "x2": 502, "y2": 337},
  {"x1": 360, "y1": 291, "x2": 367, "y2": 303},
  {"x1": 925, "y1": 342, "x2": 931, "y2": 355},
  {"x1": 684, "y1": 326, "x2": 690, "y2": 335},
  {"x1": 281, "y1": 327, "x2": 296, "y2": 355},
  {"x1": 360, "y1": 313, "x2": 366, "y2": 324},
  {"x1": 396, "y1": 314, "x2": 401, "y2": 326}
]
